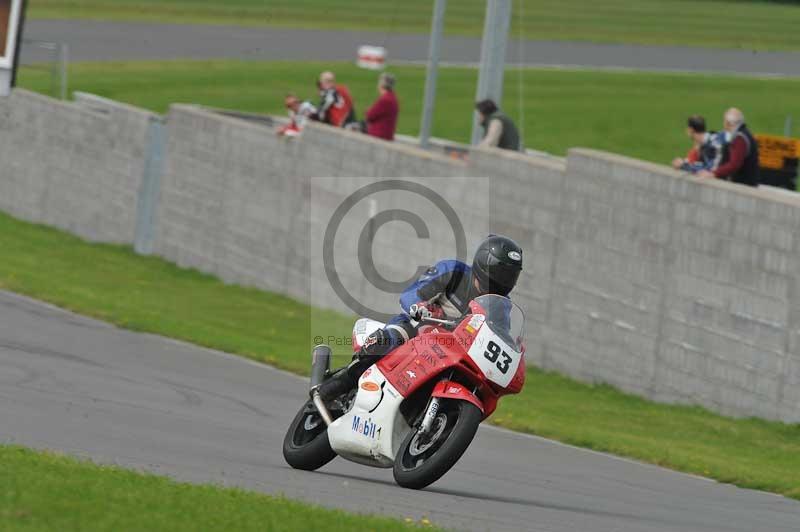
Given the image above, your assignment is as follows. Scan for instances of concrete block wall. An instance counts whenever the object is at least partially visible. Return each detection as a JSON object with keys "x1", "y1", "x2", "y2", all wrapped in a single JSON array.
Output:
[
  {"x1": 655, "y1": 176, "x2": 800, "y2": 420},
  {"x1": 3, "y1": 90, "x2": 799, "y2": 422},
  {"x1": 152, "y1": 105, "x2": 310, "y2": 303},
  {"x1": 552, "y1": 149, "x2": 800, "y2": 421},
  {"x1": 153, "y1": 106, "x2": 489, "y2": 319},
  {"x1": 545, "y1": 151, "x2": 673, "y2": 397},
  {"x1": 467, "y1": 148, "x2": 567, "y2": 368},
  {"x1": 0, "y1": 89, "x2": 156, "y2": 243}
]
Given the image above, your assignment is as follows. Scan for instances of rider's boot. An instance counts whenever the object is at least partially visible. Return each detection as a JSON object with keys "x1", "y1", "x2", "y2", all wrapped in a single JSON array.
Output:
[
  {"x1": 313, "y1": 327, "x2": 402, "y2": 402},
  {"x1": 314, "y1": 362, "x2": 359, "y2": 402}
]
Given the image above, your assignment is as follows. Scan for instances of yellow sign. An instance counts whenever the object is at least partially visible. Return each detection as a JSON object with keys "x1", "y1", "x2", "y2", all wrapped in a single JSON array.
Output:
[{"x1": 755, "y1": 134, "x2": 800, "y2": 170}]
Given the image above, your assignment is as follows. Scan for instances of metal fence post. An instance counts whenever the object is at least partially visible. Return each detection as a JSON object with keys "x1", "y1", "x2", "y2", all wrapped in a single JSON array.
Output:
[
  {"x1": 134, "y1": 117, "x2": 166, "y2": 255},
  {"x1": 419, "y1": 0, "x2": 446, "y2": 149},
  {"x1": 471, "y1": 0, "x2": 512, "y2": 146},
  {"x1": 21, "y1": 39, "x2": 68, "y2": 99},
  {"x1": 58, "y1": 43, "x2": 68, "y2": 101}
]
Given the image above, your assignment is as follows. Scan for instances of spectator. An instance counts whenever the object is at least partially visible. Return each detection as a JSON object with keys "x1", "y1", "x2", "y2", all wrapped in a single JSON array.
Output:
[
  {"x1": 316, "y1": 71, "x2": 356, "y2": 128},
  {"x1": 277, "y1": 93, "x2": 317, "y2": 137},
  {"x1": 698, "y1": 108, "x2": 759, "y2": 187},
  {"x1": 364, "y1": 72, "x2": 399, "y2": 141},
  {"x1": 672, "y1": 115, "x2": 705, "y2": 169},
  {"x1": 476, "y1": 99, "x2": 521, "y2": 151},
  {"x1": 671, "y1": 115, "x2": 727, "y2": 174}
]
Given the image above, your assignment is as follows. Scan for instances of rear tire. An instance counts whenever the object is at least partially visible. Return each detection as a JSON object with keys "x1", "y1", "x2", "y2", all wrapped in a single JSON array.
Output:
[
  {"x1": 282, "y1": 400, "x2": 337, "y2": 471},
  {"x1": 393, "y1": 400, "x2": 482, "y2": 489}
]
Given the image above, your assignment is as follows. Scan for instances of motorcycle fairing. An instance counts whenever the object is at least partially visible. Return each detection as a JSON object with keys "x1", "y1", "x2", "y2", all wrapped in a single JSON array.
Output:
[
  {"x1": 376, "y1": 309, "x2": 524, "y2": 419},
  {"x1": 377, "y1": 332, "x2": 462, "y2": 398},
  {"x1": 376, "y1": 311, "x2": 491, "y2": 393},
  {"x1": 326, "y1": 366, "x2": 411, "y2": 467},
  {"x1": 431, "y1": 380, "x2": 484, "y2": 414},
  {"x1": 465, "y1": 321, "x2": 522, "y2": 388}
]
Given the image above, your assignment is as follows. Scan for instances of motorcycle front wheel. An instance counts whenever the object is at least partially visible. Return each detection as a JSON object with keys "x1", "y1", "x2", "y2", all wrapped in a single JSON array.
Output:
[
  {"x1": 282, "y1": 399, "x2": 337, "y2": 471},
  {"x1": 393, "y1": 399, "x2": 482, "y2": 489}
]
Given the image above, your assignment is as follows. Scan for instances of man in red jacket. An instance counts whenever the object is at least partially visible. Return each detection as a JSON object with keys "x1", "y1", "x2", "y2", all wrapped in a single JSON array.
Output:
[
  {"x1": 698, "y1": 108, "x2": 759, "y2": 187},
  {"x1": 364, "y1": 72, "x2": 399, "y2": 141}
]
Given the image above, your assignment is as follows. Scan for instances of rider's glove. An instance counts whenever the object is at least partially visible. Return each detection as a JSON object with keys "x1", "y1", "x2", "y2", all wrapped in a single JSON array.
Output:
[{"x1": 408, "y1": 302, "x2": 445, "y2": 321}]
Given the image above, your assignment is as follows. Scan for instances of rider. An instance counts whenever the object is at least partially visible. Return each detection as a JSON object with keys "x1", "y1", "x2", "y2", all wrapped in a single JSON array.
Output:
[{"x1": 315, "y1": 235, "x2": 523, "y2": 401}]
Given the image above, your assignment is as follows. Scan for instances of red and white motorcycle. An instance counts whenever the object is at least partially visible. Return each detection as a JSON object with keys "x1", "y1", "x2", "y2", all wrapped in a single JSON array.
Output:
[{"x1": 283, "y1": 294, "x2": 525, "y2": 489}]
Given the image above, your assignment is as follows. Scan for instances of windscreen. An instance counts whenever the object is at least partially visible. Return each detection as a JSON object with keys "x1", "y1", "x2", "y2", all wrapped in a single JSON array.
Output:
[{"x1": 472, "y1": 294, "x2": 525, "y2": 352}]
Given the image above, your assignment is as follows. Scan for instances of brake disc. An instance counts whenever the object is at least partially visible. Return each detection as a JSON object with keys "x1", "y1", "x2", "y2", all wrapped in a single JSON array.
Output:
[{"x1": 409, "y1": 413, "x2": 448, "y2": 456}]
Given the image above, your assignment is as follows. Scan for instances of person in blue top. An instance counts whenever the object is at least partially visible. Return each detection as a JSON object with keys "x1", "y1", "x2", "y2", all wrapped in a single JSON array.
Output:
[
  {"x1": 671, "y1": 115, "x2": 728, "y2": 174},
  {"x1": 315, "y1": 235, "x2": 523, "y2": 401}
]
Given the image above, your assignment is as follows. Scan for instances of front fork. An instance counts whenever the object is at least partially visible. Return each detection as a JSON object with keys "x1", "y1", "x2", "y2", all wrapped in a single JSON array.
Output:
[
  {"x1": 418, "y1": 371, "x2": 453, "y2": 435},
  {"x1": 418, "y1": 397, "x2": 441, "y2": 435}
]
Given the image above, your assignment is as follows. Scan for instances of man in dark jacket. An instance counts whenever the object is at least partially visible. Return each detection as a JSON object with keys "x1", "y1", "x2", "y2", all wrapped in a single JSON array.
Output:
[
  {"x1": 699, "y1": 108, "x2": 759, "y2": 187},
  {"x1": 364, "y1": 72, "x2": 399, "y2": 141},
  {"x1": 476, "y1": 99, "x2": 521, "y2": 151}
]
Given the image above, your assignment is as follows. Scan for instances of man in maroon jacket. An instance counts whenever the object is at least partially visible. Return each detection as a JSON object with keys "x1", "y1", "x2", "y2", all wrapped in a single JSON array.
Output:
[
  {"x1": 698, "y1": 108, "x2": 759, "y2": 187},
  {"x1": 365, "y1": 72, "x2": 399, "y2": 141}
]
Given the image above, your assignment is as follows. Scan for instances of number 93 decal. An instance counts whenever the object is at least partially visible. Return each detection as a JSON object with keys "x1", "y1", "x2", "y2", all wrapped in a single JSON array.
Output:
[
  {"x1": 483, "y1": 340, "x2": 513, "y2": 374},
  {"x1": 466, "y1": 326, "x2": 521, "y2": 388}
]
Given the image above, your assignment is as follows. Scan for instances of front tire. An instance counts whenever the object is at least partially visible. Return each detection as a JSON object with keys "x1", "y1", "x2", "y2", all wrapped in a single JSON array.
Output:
[
  {"x1": 282, "y1": 400, "x2": 337, "y2": 471},
  {"x1": 393, "y1": 400, "x2": 482, "y2": 489}
]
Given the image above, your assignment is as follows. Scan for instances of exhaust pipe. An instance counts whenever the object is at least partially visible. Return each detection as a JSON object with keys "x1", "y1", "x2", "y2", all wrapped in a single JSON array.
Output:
[
  {"x1": 310, "y1": 344, "x2": 331, "y2": 388},
  {"x1": 309, "y1": 345, "x2": 333, "y2": 426},
  {"x1": 312, "y1": 393, "x2": 334, "y2": 426}
]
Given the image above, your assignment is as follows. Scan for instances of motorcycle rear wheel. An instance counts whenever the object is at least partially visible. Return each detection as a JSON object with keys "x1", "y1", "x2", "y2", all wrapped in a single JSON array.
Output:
[
  {"x1": 282, "y1": 399, "x2": 337, "y2": 471},
  {"x1": 393, "y1": 400, "x2": 482, "y2": 489}
]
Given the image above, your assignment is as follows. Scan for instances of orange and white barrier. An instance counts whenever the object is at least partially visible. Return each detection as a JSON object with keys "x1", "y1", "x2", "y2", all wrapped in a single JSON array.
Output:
[{"x1": 357, "y1": 45, "x2": 387, "y2": 70}]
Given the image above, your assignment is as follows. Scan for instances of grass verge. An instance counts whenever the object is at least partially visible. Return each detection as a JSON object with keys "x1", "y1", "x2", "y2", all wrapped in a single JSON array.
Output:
[
  {"x1": 28, "y1": 0, "x2": 800, "y2": 51},
  {"x1": 0, "y1": 211, "x2": 799, "y2": 499},
  {"x1": 17, "y1": 60, "x2": 800, "y2": 167},
  {"x1": 0, "y1": 445, "x2": 438, "y2": 531}
]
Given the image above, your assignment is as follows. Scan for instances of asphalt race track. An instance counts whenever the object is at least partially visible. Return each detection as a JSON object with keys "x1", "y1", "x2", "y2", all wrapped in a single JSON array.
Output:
[
  {"x1": 2, "y1": 290, "x2": 800, "y2": 531},
  {"x1": 21, "y1": 19, "x2": 800, "y2": 77}
]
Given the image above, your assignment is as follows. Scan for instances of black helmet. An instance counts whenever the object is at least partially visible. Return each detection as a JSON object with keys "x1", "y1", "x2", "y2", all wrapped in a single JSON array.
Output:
[{"x1": 471, "y1": 235, "x2": 522, "y2": 297}]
